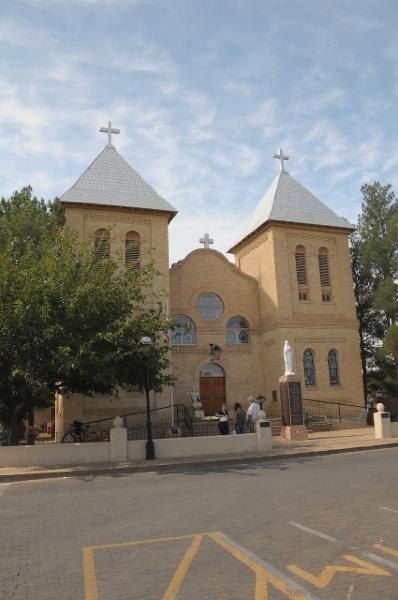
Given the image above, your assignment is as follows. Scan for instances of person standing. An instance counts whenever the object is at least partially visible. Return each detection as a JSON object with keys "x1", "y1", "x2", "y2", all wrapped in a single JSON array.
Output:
[
  {"x1": 216, "y1": 403, "x2": 229, "y2": 435},
  {"x1": 234, "y1": 403, "x2": 246, "y2": 434},
  {"x1": 246, "y1": 396, "x2": 260, "y2": 432}
]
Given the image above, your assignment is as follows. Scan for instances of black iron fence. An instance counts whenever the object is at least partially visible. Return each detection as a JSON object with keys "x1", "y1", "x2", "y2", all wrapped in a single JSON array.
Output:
[
  {"x1": 303, "y1": 399, "x2": 367, "y2": 423},
  {"x1": 81, "y1": 403, "x2": 193, "y2": 442}
]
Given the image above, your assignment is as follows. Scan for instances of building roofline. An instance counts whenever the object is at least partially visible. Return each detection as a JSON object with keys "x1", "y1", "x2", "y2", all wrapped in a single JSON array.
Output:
[{"x1": 228, "y1": 218, "x2": 356, "y2": 254}]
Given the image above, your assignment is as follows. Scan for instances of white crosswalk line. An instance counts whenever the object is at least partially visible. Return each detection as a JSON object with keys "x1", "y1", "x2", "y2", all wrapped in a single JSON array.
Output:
[
  {"x1": 379, "y1": 506, "x2": 398, "y2": 514},
  {"x1": 363, "y1": 552, "x2": 398, "y2": 571},
  {"x1": 0, "y1": 483, "x2": 11, "y2": 497},
  {"x1": 288, "y1": 521, "x2": 339, "y2": 543}
]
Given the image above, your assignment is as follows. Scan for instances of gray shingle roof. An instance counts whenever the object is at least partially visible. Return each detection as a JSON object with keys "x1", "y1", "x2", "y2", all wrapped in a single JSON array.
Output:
[
  {"x1": 229, "y1": 169, "x2": 354, "y2": 252},
  {"x1": 60, "y1": 145, "x2": 177, "y2": 218}
]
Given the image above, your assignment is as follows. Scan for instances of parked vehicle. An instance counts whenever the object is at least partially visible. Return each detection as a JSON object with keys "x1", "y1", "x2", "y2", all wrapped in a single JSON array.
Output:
[{"x1": 61, "y1": 420, "x2": 109, "y2": 443}]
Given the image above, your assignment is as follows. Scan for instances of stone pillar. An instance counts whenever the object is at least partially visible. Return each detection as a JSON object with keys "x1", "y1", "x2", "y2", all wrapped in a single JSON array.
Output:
[
  {"x1": 279, "y1": 374, "x2": 308, "y2": 441},
  {"x1": 255, "y1": 417, "x2": 272, "y2": 450},
  {"x1": 374, "y1": 403, "x2": 391, "y2": 439},
  {"x1": 110, "y1": 416, "x2": 128, "y2": 462}
]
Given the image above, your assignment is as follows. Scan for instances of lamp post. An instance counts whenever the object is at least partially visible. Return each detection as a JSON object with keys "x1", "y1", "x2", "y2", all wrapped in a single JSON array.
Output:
[
  {"x1": 140, "y1": 336, "x2": 155, "y2": 460},
  {"x1": 209, "y1": 344, "x2": 222, "y2": 361}
]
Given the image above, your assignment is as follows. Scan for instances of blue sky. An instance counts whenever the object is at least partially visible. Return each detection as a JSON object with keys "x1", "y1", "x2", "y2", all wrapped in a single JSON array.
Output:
[{"x1": 1, "y1": 0, "x2": 397, "y2": 263}]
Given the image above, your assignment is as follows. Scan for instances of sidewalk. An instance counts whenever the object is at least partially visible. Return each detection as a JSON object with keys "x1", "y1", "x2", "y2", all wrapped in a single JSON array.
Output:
[{"x1": 1, "y1": 428, "x2": 398, "y2": 483}]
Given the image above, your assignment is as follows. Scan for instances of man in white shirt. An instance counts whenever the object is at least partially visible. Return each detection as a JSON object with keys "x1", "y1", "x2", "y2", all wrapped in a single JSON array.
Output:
[{"x1": 246, "y1": 396, "x2": 260, "y2": 432}]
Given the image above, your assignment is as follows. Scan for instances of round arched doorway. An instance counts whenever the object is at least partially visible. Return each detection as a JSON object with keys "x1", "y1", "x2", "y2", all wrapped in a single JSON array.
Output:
[{"x1": 199, "y1": 363, "x2": 226, "y2": 416}]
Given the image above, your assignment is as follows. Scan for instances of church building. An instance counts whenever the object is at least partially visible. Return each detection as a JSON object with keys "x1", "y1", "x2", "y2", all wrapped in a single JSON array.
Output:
[{"x1": 55, "y1": 124, "x2": 364, "y2": 433}]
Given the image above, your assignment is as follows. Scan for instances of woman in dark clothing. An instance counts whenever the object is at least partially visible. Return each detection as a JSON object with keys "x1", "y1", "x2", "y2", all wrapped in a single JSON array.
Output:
[
  {"x1": 216, "y1": 403, "x2": 229, "y2": 435},
  {"x1": 234, "y1": 402, "x2": 246, "y2": 434}
]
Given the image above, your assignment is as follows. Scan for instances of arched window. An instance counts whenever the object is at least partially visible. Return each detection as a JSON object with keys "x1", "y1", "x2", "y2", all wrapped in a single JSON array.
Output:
[
  {"x1": 303, "y1": 349, "x2": 316, "y2": 386},
  {"x1": 295, "y1": 245, "x2": 309, "y2": 301},
  {"x1": 171, "y1": 314, "x2": 196, "y2": 345},
  {"x1": 200, "y1": 363, "x2": 224, "y2": 377},
  {"x1": 126, "y1": 231, "x2": 140, "y2": 267},
  {"x1": 226, "y1": 316, "x2": 249, "y2": 344},
  {"x1": 94, "y1": 228, "x2": 110, "y2": 259},
  {"x1": 328, "y1": 350, "x2": 339, "y2": 385},
  {"x1": 319, "y1": 247, "x2": 332, "y2": 302}
]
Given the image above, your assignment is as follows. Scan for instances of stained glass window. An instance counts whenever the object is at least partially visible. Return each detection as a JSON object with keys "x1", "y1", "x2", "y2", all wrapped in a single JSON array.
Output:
[
  {"x1": 303, "y1": 349, "x2": 316, "y2": 386},
  {"x1": 196, "y1": 293, "x2": 223, "y2": 321},
  {"x1": 328, "y1": 350, "x2": 339, "y2": 385},
  {"x1": 171, "y1": 314, "x2": 196, "y2": 345},
  {"x1": 226, "y1": 316, "x2": 249, "y2": 344},
  {"x1": 200, "y1": 362, "x2": 224, "y2": 377}
]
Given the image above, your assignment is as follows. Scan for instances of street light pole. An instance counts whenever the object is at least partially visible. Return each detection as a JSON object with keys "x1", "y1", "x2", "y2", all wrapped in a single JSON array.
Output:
[
  {"x1": 140, "y1": 336, "x2": 155, "y2": 460},
  {"x1": 144, "y1": 359, "x2": 155, "y2": 460}
]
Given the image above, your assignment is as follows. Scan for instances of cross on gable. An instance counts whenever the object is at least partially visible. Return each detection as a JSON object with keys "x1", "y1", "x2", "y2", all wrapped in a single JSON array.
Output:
[
  {"x1": 273, "y1": 147, "x2": 289, "y2": 172},
  {"x1": 199, "y1": 233, "x2": 214, "y2": 249},
  {"x1": 99, "y1": 121, "x2": 120, "y2": 147}
]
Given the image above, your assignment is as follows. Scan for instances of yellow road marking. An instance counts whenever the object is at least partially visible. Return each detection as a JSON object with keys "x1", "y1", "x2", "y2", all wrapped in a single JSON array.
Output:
[
  {"x1": 84, "y1": 532, "x2": 205, "y2": 552},
  {"x1": 287, "y1": 554, "x2": 390, "y2": 589},
  {"x1": 374, "y1": 543, "x2": 398, "y2": 558},
  {"x1": 83, "y1": 547, "x2": 98, "y2": 600},
  {"x1": 83, "y1": 531, "x2": 317, "y2": 600},
  {"x1": 162, "y1": 534, "x2": 203, "y2": 600}
]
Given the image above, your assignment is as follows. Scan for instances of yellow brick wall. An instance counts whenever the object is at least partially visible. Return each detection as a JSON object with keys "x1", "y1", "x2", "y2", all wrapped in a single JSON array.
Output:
[
  {"x1": 235, "y1": 223, "x2": 364, "y2": 413},
  {"x1": 64, "y1": 204, "x2": 170, "y2": 296},
  {"x1": 170, "y1": 249, "x2": 266, "y2": 412},
  {"x1": 55, "y1": 204, "x2": 172, "y2": 434}
]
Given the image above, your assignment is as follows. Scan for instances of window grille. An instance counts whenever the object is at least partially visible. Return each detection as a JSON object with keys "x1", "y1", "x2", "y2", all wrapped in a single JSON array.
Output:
[
  {"x1": 318, "y1": 247, "x2": 330, "y2": 287},
  {"x1": 319, "y1": 247, "x2": 332, "y2": 302},
  {"x1": 295, "y1": 246, "x2": 307, "y2": 286},
  {"x1": 126, "y1": 231, "x2": 140, "y2": 266},
  {"x1": 94, "y1": 229, "x2": 110, "y2": 259}
]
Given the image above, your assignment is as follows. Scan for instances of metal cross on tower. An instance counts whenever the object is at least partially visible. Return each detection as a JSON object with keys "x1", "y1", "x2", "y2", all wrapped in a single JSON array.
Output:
[
  {"x1": 273, "y1": 148, "x2": 289, "y2": 172},
  {"x1": 199, "y1": 233, "x2": 214, "y2": 249},
  {"x1": 99, "y1": 121, "x2": 120, "y2": 147}
]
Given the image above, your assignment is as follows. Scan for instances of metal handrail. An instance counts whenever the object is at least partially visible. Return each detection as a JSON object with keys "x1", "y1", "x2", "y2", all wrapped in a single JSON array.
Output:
[{"x1": 302, "y1": 398, "x2": 365, "y2": 409}]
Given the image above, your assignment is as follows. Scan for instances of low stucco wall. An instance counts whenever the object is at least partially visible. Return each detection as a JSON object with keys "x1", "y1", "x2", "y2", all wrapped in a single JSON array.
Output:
[
  {"x1": 0, "y1": 442, "x2": 110, "y2": 468},
  {"x1": 390, "y1": 422, "x2": 398, "y2": 437},
  {"x1": 128, "y1": 433, "x2": 265, "y2": 461},
  {"x1": 0, "y1": 426, "x2": 272, "y2": 467}
]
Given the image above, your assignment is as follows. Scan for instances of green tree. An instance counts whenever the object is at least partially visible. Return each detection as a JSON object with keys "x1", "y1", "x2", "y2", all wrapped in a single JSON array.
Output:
[
  {"x1": 0, "y1": 188, "x2": 172, "y2": 443},
  {"x1": 352, "y1": 182, "x2": 398, "y2": 401}
]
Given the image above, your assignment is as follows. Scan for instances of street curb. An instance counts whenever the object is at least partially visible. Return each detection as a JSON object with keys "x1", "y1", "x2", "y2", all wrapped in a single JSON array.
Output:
[{"x1": 1, "y1": 441, "x2": 398, "y2": 483}]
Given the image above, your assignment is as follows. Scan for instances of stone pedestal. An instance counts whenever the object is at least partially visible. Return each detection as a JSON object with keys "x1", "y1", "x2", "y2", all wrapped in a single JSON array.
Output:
[
  {"x1": 255, "y1": 419, "x2": 272, "y2": 450},
  {"x1": 110, "y1": 416, "x2": 128, "y2": 462},
  {"x1": 374, "y1": 405, "x2": 391, "y2": 439},
  {"x1": 280, "y1": 424, "x2": 308, "y2": 441},
  {"x1": 279, "y1": 374, "x2": 308, "y2": 441}
]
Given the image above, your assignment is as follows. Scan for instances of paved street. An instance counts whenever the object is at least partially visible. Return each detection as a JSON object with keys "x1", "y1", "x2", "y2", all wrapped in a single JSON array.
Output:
[{"x1": 1, "y1": 448, "x2": 398, "y2": 600}]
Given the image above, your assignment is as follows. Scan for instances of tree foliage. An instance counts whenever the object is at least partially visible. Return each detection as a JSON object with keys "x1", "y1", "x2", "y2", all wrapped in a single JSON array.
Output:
[
  {"x1": 351, "y1": 182, "x2": 398, "y2": 401},
  {"x1": 0, "y1": 188, "x2": 173, "y2": 442}
]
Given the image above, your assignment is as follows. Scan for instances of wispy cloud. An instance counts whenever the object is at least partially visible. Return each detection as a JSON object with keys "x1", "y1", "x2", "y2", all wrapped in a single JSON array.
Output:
[{"x1": 0, "y1": 0, "x2": 397, "y2": 262}]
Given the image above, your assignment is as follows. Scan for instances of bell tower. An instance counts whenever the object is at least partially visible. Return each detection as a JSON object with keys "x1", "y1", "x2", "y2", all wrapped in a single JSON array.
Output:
[{"x1": 228, "y1": 150, "x2": 363, "y2": 413}]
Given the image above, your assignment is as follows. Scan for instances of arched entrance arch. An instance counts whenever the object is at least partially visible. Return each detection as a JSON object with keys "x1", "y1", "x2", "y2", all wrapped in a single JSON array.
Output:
[{"x1": 199, "y1": 362, "x2": 226, "y2": 416}]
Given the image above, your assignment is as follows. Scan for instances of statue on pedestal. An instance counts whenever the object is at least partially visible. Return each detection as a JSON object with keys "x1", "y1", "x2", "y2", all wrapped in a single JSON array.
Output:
[{"x1": 283, "y1": 340, "x2": 295, "y2": 375}]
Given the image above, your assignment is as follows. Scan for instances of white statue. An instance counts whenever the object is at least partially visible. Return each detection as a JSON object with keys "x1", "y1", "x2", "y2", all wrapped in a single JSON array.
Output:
[{"x1": 283, "y1": 340, "x2": 295, "y2": 375}]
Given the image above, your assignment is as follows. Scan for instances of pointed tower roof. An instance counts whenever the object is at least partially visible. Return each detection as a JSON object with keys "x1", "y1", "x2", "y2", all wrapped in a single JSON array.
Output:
[
  {"x1": 61, "y1": 130, "x2": 177, "y2": 221},
  {"x1": 228, "y1": 152, "x2": 354, "y2": 253}
]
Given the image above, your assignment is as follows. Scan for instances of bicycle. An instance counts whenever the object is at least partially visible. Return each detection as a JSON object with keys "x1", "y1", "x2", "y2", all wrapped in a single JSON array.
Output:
[{"x1": 61, "y1": 420, "x2": 90, "y2": 443}]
